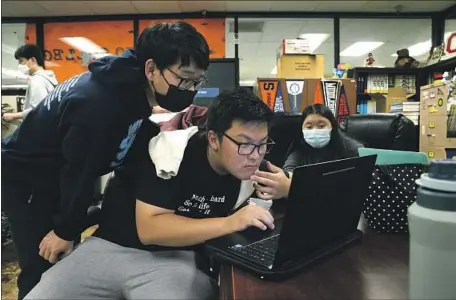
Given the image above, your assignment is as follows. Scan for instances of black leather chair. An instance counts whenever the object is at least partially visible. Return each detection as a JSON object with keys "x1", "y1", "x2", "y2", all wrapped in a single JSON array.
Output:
[
  {"x1": 265, "y1": 113, "x2": 419, "y2": 168},
  {"x1": 339, "y1": 114, "x2": 418, "y2": 151}
]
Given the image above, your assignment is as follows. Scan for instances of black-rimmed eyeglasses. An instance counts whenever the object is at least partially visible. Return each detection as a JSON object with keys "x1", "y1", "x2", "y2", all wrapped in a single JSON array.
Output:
[
  {"x1": 164, "y1": 68, "x2": 207, "y2": 91},
  {"x1": 223, "y1": 133, "x2": 275, "y2": 156}
]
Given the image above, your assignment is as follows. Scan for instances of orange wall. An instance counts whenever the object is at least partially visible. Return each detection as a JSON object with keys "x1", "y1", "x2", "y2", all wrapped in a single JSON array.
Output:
[
  {"x1": 42, "y1": 19, "x2": 225, "y2": 82},
  {"x1": 43, "y1": 20, "x2": 134, "y2": 82},
  {"x1": 139, "y1": 19, "x2": 225, "y2": 59},
  {"x1": 25, "y1": 23, "x2": 36, "y2": 44}
]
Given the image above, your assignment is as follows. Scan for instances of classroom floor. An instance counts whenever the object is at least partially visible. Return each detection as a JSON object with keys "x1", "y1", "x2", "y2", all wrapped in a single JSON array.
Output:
[{"x1": 1, "y1": 226, "x2": 97, "y2": 300}]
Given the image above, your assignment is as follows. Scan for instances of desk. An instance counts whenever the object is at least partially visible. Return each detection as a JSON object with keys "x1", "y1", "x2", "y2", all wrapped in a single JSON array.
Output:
[{"x1": 219, "y1": 233, "x2": 409, "y2": 300}]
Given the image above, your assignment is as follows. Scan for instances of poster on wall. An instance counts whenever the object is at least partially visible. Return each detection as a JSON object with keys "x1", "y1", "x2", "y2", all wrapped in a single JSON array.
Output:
[{"x1": 139, "y1": 19, "x2": 226, "y2": 59}]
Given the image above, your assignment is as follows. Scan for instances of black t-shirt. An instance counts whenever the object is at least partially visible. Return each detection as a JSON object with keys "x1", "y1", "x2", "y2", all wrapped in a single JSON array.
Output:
[{"x1": 94, "y1": 133, "x2": 241, "y2": 251}]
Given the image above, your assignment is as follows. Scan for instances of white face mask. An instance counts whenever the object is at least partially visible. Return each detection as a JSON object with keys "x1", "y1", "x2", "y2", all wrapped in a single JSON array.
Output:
[
  {"x1": 17, "y1": 63, "x2": 30, "y2": 75},
  {"x1": 303, "y1": 128, "x2": 331, "y2": 148}
]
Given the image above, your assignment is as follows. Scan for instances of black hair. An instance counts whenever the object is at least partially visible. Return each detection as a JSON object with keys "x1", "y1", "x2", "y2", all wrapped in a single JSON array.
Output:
[
  {"x1": 206, "y1": 88, "x2": 273, "y2": 138},
  {"x1": 135, "y1": 21, "x2": 210, "y2": 72},
  {"x1": 14, "y1": 44, "x2": 44, "y2": 67},
  {"x1": 293, "y1": 104, "x2": 360, "y2": 162}
]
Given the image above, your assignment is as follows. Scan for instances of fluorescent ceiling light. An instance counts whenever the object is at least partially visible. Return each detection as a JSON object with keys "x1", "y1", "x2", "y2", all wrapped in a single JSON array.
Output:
[
  {"x1": 271, "y1": 66, "x2": 277, "y2": 75},
  {"x1": 239, "y1": 80, "x2": 255, "y2": 86},
  {"x1": 59, "y1": 37, "x2": 108, "y2": 56},
  {"x1": 391, "y1": 32, "x2": 453, "y2": 57},
  {"x1": 340, "y1": 42, "x2": 384, "y2": 57},
  {"x1": 298, "y1": 33, "x2": 330, "y2": 52}
]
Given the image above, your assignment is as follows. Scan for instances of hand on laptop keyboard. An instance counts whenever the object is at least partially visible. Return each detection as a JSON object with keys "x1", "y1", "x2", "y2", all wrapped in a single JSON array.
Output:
[{"x1": 226, "y1": 203, "x2": 274, "y2": 232}]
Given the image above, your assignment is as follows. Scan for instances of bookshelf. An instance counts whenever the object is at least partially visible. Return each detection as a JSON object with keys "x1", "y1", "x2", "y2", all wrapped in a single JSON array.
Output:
[
  {"x1": 347, "y1": 67, "x2": 421, "y2": 115},
  {"x1": 420, "y1": 56, "x2": 456, "y2": 86}
]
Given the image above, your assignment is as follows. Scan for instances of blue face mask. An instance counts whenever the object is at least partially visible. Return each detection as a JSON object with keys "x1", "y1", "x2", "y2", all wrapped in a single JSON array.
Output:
[{"x1": 303, "y1": 128, "x2": 331, "y2": 148}]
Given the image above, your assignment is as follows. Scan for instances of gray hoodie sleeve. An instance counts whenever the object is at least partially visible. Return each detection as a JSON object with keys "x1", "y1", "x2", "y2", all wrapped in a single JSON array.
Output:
[{"x1": 22, "y1": 72, "x2": 57, "y2": 118}]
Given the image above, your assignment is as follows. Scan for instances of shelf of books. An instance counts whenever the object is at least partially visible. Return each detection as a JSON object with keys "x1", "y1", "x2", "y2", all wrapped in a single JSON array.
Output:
[{"x1": 348, "y1": 67, "x2": 420, "y2": 117}]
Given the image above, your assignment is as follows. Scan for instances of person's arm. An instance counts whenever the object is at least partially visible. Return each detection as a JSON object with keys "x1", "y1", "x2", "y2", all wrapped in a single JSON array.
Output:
[
  {"x1": 22, "y1": 76, "x2": 51, "y2": 118},
  {"x1": 136, "y1": 201, "x2": 235, "y2": 246},
  {"x1": 134, "y1": 163, "x2": 274, "y2": 247},
  {"x1": 282, "y1": 147, "x2": 302, "y2": 173},
  {"x1": 54, "y1": 123, "x2": 113, "y2": 241}
]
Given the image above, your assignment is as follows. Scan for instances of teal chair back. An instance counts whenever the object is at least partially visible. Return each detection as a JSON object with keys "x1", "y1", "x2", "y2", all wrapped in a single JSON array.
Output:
[{"x1": 358, "y1": 148, "x2": 429, "y2": 165}]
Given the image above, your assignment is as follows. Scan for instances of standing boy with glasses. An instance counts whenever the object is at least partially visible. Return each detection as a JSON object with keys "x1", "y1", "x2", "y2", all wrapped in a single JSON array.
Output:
[
  {"x1": 2, "y1": 21, "x2": 209, "y2": 300},
  {"x1": 25, "y1": 88, "x2": 275, "y2": 300}
]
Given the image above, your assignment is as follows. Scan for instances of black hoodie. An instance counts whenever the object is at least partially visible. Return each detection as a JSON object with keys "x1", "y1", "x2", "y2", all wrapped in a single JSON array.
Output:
[{"x1": 2, "y1": 49, "x2": 155, "y2": 240}]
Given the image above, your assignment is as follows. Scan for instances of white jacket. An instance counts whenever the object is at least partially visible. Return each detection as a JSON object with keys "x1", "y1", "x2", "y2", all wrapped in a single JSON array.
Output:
[{"x1": 148, "y1": 127, "x2": 254, "y2": 209}]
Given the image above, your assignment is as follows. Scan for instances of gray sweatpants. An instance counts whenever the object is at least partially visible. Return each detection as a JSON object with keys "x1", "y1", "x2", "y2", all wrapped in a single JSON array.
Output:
[{"x1": 24, "y1": 237, "x2": 217, "y2": 300}]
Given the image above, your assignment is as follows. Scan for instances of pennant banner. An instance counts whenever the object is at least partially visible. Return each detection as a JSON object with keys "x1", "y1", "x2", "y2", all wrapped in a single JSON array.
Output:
[
  {"x1": 286, "y1": 80, "x2": 304, "y2": 114},
  {"x1": 314, "y1": 80, "x2": 324, "y2": 105},
  {"x1": 258, "y1": 80, "x2": 279, "y2": 110},
  {"x1": 337, "y1": 84, "x2": 350, "y2": 124},
  {"x1": 273, "y1": 82, "x2": 285, "y2": 113},
  {"x1": 321, "y1": 80, "x2": 341, "y2": 116}
]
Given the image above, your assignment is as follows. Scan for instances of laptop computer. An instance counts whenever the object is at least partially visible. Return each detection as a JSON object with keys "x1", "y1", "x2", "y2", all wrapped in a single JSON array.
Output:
[{"x1": 205, "y1": 155, "x2": 377, "y2": 280}]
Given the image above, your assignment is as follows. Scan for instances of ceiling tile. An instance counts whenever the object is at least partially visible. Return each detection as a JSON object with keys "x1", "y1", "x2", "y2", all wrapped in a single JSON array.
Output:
[
  {"x1": 268, "y1": 1, "x2": 318, "y2": 12},
  {"x1": 362, "y1": 1, "x2": 454, "y2": 13},
  {"x1": 37, "y1": 1, "x2": 96, "y2": 16},
  {"x1": 1, "y1": 1, "x2": 48, "y2": 17},
  {"x1": 225, "y1": 1, "x2": 273, "y2": 12},
  {"x1": 131, "y1": 1, "x2": 181, "y2": 14},
  {"x1": 178, "y1": 1, "x2": 226, "y2": 12},
  {"x1": 83, "y1": 1, "x2": 138, "y2": 15}
]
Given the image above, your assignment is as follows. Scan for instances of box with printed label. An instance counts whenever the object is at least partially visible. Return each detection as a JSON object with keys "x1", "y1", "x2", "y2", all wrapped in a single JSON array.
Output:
[{"x1": 276, "y1": 55, "x2": 325, "y2": 79}]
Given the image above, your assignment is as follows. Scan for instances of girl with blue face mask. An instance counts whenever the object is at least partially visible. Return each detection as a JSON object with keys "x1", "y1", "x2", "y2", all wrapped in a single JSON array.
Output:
[
  {"x1": 252, "y1": 104, "x2": 363, "y2": 201},
  {"x1": 286, "y1": 104, "x2": 363, "y2": 171}
]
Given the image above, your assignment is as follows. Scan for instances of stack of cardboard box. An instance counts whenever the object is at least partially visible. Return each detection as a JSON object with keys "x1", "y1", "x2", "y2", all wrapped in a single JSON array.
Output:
[{"x1": 419, "y1": 83, "x2": 456, "y2": 160}]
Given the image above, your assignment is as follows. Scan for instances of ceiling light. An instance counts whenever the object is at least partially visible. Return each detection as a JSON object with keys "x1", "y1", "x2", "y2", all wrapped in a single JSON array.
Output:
[
  {"x1": 297, "y1": 33, "x2": 330, "y2": 52},
  {"x1": 340, "y1": 42, "x2": 384, "y2": 57},
  {"x1": 239, "y1": 80, "x2": 255, "y2": 86},
  {"x1": 59, "y1": 37, "x2": 107, "y2": 55},
  {"x1": 271, "y1": 66, "x2": 277, "y2": 75}
]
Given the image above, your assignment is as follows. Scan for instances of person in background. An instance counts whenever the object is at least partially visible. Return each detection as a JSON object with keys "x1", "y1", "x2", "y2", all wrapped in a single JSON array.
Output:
[
  {"x1": 251, "y1": 104, "x2": 363, "y2": 200},
  {"x1": 24, "y1": 88, "x2": 275, "y2": 300},
  {"x1": 2, "y1": 44, "x2": 58, "y2": 122},
  {"x1": 1, "y1": 21, "x2": 209, "y2": 300}
]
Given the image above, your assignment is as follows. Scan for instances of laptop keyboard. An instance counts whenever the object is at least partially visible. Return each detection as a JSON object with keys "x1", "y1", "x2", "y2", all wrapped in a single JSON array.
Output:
[{"x1": 229, "y1": 234, "x2": 280, "y2": 269}]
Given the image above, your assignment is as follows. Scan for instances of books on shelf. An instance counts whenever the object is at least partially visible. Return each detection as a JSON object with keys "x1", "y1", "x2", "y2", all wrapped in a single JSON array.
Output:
[
  {"x1": 356, "y1": 74, "x2": 416, "y2": 94},
  {"x1": 390, "y1": 101, "x2": 420, "y2": 125}
]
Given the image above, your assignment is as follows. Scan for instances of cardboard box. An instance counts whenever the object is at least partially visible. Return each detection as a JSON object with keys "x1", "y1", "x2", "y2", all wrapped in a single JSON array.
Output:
[
  {"x1": 419, "y1": 82, "x2": 456, "y2": 148},
  {"x1": 374, "y1": 87, "x2": 410, "y2": 113},
  {"x1": 277, "y1": 54, "x2": 324, "y2": 79},
  {"x1": 420, "y1": 146, "x2": 456, "y2": 160},
  {"x1": 278, "y1": 39, "x2": 312, "y2": 55},
  {"x1": 419, "y1": 115, "x2": 456, "y2": 147},
  {"x1": 420, "y1": 83, "x2": 449, "y2": 117}
]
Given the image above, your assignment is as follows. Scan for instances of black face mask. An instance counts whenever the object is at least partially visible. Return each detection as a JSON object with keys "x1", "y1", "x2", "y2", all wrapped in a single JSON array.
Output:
[{"x1": 153, "y1": 83, "x2": 197, "y2": 112}]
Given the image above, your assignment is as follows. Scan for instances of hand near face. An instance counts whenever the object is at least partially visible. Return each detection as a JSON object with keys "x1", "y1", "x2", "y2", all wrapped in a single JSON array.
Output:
[{"x1": 250, "y1": 161, "x2": 291, "y2": 200}]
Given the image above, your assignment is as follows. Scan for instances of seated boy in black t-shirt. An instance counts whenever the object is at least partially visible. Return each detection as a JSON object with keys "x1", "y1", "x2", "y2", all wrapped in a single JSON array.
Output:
[{"x1": 25, "y1": 88, "x2": 275, "y2": 300}]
